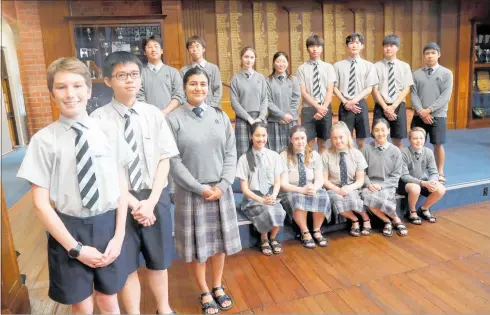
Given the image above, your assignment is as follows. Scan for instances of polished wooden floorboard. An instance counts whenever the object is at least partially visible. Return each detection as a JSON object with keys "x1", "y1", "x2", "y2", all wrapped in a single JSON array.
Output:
[{"x1": 8, "y1": 191, "x2": 490, "y2": 314}]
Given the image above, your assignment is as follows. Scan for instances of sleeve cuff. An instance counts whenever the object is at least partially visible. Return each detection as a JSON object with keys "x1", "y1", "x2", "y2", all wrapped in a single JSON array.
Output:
[{"x1": 217, "y1": 181, "x2": 230, "y2": 193}]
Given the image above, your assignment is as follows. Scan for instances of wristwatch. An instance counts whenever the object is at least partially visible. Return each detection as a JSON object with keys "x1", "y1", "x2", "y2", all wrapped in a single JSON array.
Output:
[{"x1": 68, "y1": 242, "x2": 83, "y2": 259}]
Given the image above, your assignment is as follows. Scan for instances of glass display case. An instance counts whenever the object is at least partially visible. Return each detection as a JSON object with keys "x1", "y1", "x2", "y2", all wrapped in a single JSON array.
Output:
[{"x1": 470, "y1": 22, "x2": 490, "y2": 126}]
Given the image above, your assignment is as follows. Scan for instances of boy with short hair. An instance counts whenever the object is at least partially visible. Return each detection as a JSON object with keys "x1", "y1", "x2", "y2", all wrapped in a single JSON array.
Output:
[
  {"x1": 411, "y1": 42, "x2": 454, "y2": 184},
  {"x1": 334, "y1": 33, "x2": 379, "y2": 149},
  {"x1": 398, "y1": 127, "x2": 445, "y2": 224},
  {"x1": 17, "y1": 57, "x2": 132, "y2": 314},
  {"x1": 372, "y1": 34, "x2": 414, "y2": 148},
  {"x1": 296, "y1": 34, "x2": 336, "y2": 153},
  {"x1": 91, "y1": 51, "x2": 179, "y2": 315},
  {"x1": 180, "y1": 35, "x2": 223, "y2": 108},
  {"x1": 136, "y1": 35, "x2": 185, "y2": 117}
]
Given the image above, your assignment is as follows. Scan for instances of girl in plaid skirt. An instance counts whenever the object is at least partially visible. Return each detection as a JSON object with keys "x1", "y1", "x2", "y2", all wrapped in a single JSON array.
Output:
[
  {"x1": 236, "y1": 122, "x2": 287, "y2": 256},
  {"x1": 266, "y1": 52, "x2": 300, "y2": 153},
  {"x1": 322, "y1": 122, "x2": 372, "y2": 237},
  {"x1": 279, "y1": 125, "x2": 331, "y2": 249},
  {"x1": 230, "y1": 46, "x2": 268, "y2": 158},
  {"x1": 361, "y1": 118, "x2": 408, "y2": 237}
]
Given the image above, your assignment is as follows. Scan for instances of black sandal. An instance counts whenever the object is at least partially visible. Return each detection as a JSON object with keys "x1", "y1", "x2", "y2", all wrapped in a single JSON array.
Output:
[
  {"x1": 393, "y1": 221, "x2": 409, "y2": 236},
  {"x1": 269, "y1": 238, "x2": 283, "y2": 254},
  {"x1": 382, "y1": 222, "x2": 393, "y2": 237},
  {"x1": 418, "y1": 207, "x2": 436, "y2": 223},
  {"x1": 349, "y1": 220, "x2": 360, "y2": 237},
  {"x1": 408, "y1": 211, "x2": 422, "y2": 225},
  {"x1": 259, "y1": 239, "x2": 273, "y2": 256},
  {"x1": 361, "y1": 219, "x2": 372, "y2": 236},
  {"x1": 300, "y1": 231, "x2": 316, "y2": 249},
  {"x1": 311, "y1": 230, "x2": 328, "y2": 247},
  {"x1": 211, "y1": 286, "x2": 234, "y2": 311},
  {"x1": 199, "y1": 292, "x2": 219, "y2": 315}
]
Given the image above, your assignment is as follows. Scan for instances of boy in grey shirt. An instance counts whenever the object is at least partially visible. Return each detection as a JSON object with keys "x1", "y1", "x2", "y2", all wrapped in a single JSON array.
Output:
[
  {"x1": 180, "y1": 35, "x2": 222, "y2": 108},
  {"x1": 411, "y1": 42, "x2": 454, "y2": 183}
]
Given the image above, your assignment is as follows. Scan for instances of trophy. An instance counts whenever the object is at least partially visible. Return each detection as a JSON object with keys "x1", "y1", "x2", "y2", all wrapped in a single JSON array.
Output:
[
  {"x1": 131, "y1": 45, "x2": 141, "y2": 55},
  {"x1": 115, "y1": 27, "x2": 124, "y2": 40},
  {"x1": 86, "y1": 28, "x2": 92, "y2": 41},
  {"x1": 134, "y1": 30, "x2": 141, "y2": 42},
  {"x1": 486, "y1": 49, "x2": 490, "y2": 63},
  {"x1": 88, "y1": 48, "x2": 98, "y2": 58},
  {"x1": 80, "y1": 48, "x2": 89, "y2": 59},
  {"x1": 98, "y1": 31, "x2": 106, "y2": 42},
  {"x1": 101, "y1": 42, "x2": 110, "y2": 56}
]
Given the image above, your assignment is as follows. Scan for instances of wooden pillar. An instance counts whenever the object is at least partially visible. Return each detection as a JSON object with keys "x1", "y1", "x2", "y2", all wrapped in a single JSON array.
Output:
[
  {"x1": 161, "y1": 0, "x2": 185, "y2": 70},
  {"x1": 1, "y1": 185, "x2": 31, "y2": 314}
]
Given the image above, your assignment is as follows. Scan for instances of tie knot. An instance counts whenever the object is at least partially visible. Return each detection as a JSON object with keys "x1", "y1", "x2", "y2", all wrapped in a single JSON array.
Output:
[
  {"x1": 339, "y1": 152, "x2": 346, "y2": 157},
  {"x1": 278, "y1": 75, "x2": 284, "y2": 82},
  {"x1": 244, "y1": 72, "x2": 250, "y2": 79},
  {"x1": 71, "y1": 122, "x2": 86, "y2": 134},
  {"x1": 427, "y1": 68, "x2": 433, "y2": 75},
  {"x1": 192, "y1": 106, "x2": 204, "y2": 118},
  {"x1": 297, "y1": 152, "x2": 303, "y2": 162},
  {"x1": 351, "y1": 59, "x2": 356, "y2": 65},
  {"x1": 388, "y1": 61, "x2": 394, "y2": 67}
]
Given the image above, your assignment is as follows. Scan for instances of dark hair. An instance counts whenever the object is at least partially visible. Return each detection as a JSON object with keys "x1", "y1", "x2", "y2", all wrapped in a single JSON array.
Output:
[
  {"x1": 182, "y1": 66, "x2": 210, "y2": 87},
  {"x1": 306, "y1": 35, "x2": 324, "y2": 48},
  {"x1": 286, "y1": 125, "x2": 312, "y2": 167},
  {"x1": 346, "y1": 33, "x2": 364, "y2": 45},
  {"x1": 103, "y1": 51, "x2": 143, "y2": 78},
  {"x1": 423, "y1": 42, "x2": 440, "y2": 53},
  {"x1": 383, "y1": 34, "x2": 400, "y2": 47},
  {"x1": 268, "y1": 51, "x2": 292, "y2": 80},
  {"x1": 245, "y1": 122, "x2": 268, "y2": 172},
  {"x1": 372, "y1": 117, "x2": 390, "y2": 132},
  {"x1": 142, "y1": 35, "x2": 163, "y2": 49},
  {"x1": 186, "y1": 35, "x2": 206, "y2": 49}
]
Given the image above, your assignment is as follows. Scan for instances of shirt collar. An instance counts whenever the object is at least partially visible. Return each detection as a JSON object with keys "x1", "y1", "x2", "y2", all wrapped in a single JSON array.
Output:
[
  {"x1": 347, "y1": 56, "x2": 362, "y2": 63},
  {"x1": 59, "y1": 112, "x2": 92, "y2": 131},
  {"x1": 384, "y1": 58, "x2": 397, "y2": 65},
  {"x1": 184, "y1": 102, "x2": 208, "y2": 112},
  {"x1": 192, "y1": 60, "x2": 207, "y2": 68},
  {"x1": 252, "y1": 147, "x2": 266, "y2": 156},
  {"x1": 408, "y1": 146, "x2": 423, "y2": 155},
  {"x1": 375, "y1": 141, "x2": 390, "y2": 151},
  {"x1": 425, "y1": 64, "x2": 440, "y2": 72},
  {"x1": 308, "y1": 59, "x2": 321, "y2": 65},
  {"x1": 148, "y1": 61, "x2": 164, "y2": 71},
  {"x1": 242, "y1": 69, "x2": 255, "y2": 77},
  {"x1": 110, "y1": 97, "x2": 142, "y2": 118}
]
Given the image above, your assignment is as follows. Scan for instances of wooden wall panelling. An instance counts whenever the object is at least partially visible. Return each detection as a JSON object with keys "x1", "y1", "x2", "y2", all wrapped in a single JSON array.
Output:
[
  {"x1": 161, "y1": 0, "x2": 185, "y2": 70},
  {"x1": 38, "y1": 1, "x2": 72, "y2": 121},
  {"x1": 457, "y1": 0, "x2": 472, "y2": 128},
  {"x1": 411, "y1": 0, "x2": 423, "y2": 70}
]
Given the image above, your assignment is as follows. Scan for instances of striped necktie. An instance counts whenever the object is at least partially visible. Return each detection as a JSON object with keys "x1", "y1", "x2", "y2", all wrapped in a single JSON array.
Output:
[
  {"x1": 312, "y1": 62, "x2": 321, "y2": 101},
  {"x1": 348, "y1": 59, "x2": 356, "y2": 98},
  {"x1": 124, "y1": 109, "x2": 142, "y2": 192},
  {"x1": 297, "y1": 153, "x2": 307, "y2": 187},
  {"x1": 388, "y1": 62, "x2": 396, "y2": 98},
  {"x1": 256, "y1": 152, "x2": 269, "y2": 195},
  {"x1": 72, "y1": 122, "x2": 99, "y2": 211}
]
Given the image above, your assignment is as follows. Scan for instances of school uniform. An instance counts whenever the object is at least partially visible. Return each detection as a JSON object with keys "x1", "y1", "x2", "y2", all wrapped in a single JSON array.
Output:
[
  {"x1": 398, "y1": 146, "x2": 439, "y2": 197},
  {"x1": 334, "y1": 57, "x2": 379, "y2": 138},
  {"x1": 373, "y1": 59, "x2": 414, "y2": 139},
  {"x1": 230, "y1": 70, "x2": 268, "y2": 158},
  {"x1": 411, "y1": 65, "x2": 454, "y2": 144},
  {"x1": 322, "y1": 148, "x2": 367, "y2": 223},
  {"x1": 90, "y1": 99, "x2": 179, "y2": 273},
  {"x1": 266, "y1": 75, "x2": 300, "y2": 152},
  {"x1": 167, "y1": 102, "x2": 241, "y2": 263},
  {"x1": 296, "y1": 60, "x2": 336, "y2": 141},
  {"x1": 136, "y1": 62, "x2": 185, "y2": 110},
  {"x1": 279, "y1": 150, "x2": 331, "y2": 221},
  {"x1": 236, "y1": 148, "x2": 286, "y2": 233},
  {"x1": 361, "y1": 142, "x2": 402, "y2": 217},
  {"x1": 16, "y1": 114, "x2": 133, "y2": 305},
  {"x1": 180, "y1": 60, "x2": 223, "y2": 108}
]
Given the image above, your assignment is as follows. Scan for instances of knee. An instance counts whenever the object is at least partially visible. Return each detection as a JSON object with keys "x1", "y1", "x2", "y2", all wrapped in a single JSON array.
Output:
[
  {"x1": 437, "y1": 184, "x2": 446, "y2": 196},
  {"x1": 94, "y1": 292, "x2": 119, "y2": 314},
  {"x1": 72, "y1": 297, "x2": 94, "y2": 314},
  {"x1": 406, "y1": 183, "x2": 421, "y2": 194}
]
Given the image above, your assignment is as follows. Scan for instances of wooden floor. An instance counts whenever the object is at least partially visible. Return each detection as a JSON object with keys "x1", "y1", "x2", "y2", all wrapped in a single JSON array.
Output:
[{"x1": 8, "y1": 191, "x2": 490, "y2": 314}]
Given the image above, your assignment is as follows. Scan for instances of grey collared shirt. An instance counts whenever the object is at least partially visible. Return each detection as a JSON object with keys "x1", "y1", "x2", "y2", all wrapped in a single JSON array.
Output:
[
  {"x1": 334, "y1": 57, "x2": 379, "y2": 100},
  {"x1": 90, "y1": 99, "x2": 179, "y2": 190},
  {"x1": 374, "y1": 59, "x2": 414, "y2": 104},
  {"x1": 236, "y1": 147, "x2": 285, "y2": 191},
  {"x1": 280, "y1": 150, "x2": 323, "y2": 186},
  {"x1": 296, "y1": 60, "x2": 336, "y2": 107},
  {"x1": 322, "y1": 148, "x2": 367, "y2": 186},
  {"x1": 17, "y1": 114, "x2": 133, "y2": 217}
]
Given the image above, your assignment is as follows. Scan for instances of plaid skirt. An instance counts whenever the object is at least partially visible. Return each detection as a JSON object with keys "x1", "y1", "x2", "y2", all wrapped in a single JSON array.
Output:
[
  {"x1": 241, "y1": 192, "x2": 286, "y2": 233},
  {"x1": 267, "y1": 121, "x2": 297, "y2": 153},
  {"x1": 327, "y1": 189, "x2": 365, "y2": 224},
  {"x1": 281, "y1": 189, "x2": 331, "y2": 222},
  {"x1": 235, "y1": 112, "x2": 260, "y2": 158},
  {"x1": 361, "y1": 187, "x2": 397, "y2": 218},
  {"x1": 174, "y1": 184, "x2": 242, "y2": 263}
]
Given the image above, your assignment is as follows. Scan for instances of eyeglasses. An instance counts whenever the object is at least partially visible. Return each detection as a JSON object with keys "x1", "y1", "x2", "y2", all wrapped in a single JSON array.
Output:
[{"x1": 112, "y1": 71, "x2": 141, "y2": 81}]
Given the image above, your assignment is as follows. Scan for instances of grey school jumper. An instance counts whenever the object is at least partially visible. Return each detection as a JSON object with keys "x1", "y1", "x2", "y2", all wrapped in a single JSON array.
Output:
[
  {"x1": 266, "y1": 75, "x2": 300, "y2": 122},
  {"x1": 137, "y1": 64, "x2": 185, "y2": 110},
  {"x1": 361, "y1": 142, "x2": 402, "y2": 189},
  {"x1": 180, "y1": 61, "x2": 223, "y2": 108},
  {"x1": 400, "y1": 146, "x2": 439, "y2": 185},
  {"x1": 411, "y1": 66, "x2": 453, "y2": 118},
  {"x1": 167, "y1": 106, "x2": 237, "y2": 195},
  {"x1": 230, "y1": 71, "x2": 268, "y2": 122}
]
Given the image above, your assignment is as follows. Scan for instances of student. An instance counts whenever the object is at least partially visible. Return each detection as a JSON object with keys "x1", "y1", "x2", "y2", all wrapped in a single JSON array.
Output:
[
  {"x1": 90, "y1": 52, "x2": 179, "y2": 315},
  {"x1": 267, "y1": 52, "x2": 300, "y2": 153},
  {"x1": 180, "y1": 35, "x2": 222, "y2": 108},
  {"x1": 236, "y1": 122, "x2": 286, "y2": 256},
  {"x1": 296, "y1": 35, "x2": 336, "y2": 153},
  {"x1": 17, "y1": 57, "x2": 132, "y2": 313},
  {"x1": 361, "y1": 118, "x2": 407, "y2": 237},
  {"x1": 136, "y1": 35, "x2": 185, "y2": 116},
  {"x1": 372, "y1": 34, "x2": 414, "y2": 149},
  {"x1": 411, "y1": 42, "x2": 454, "y2": 184},
  {"x1": 167, "y1": 67, "x2": 240, "y2": 315},
  {"x1": 280, "y1": 125, "x2": 331, "y2": 249},
  {"x1": 399, "y1": 127, "x2": 446, "y2": 224},
  {"x1": 322, "y1": 122, "x2": 371, "y2": 237},
  {"x1": 230, "y1": 46, "x2": 268, "y2": 158},
  {"x1": 334, "y1": 33, "x2": 379, "y2": 149}
]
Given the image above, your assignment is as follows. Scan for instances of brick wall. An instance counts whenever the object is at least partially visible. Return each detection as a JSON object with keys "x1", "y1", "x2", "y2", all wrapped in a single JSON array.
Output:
[
  {"x1": 69, "y1": 0, "x2": 161, "y2": 16},
  {"x1": 12, "y1": 1, "x2": 52, "y2": 136}
]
